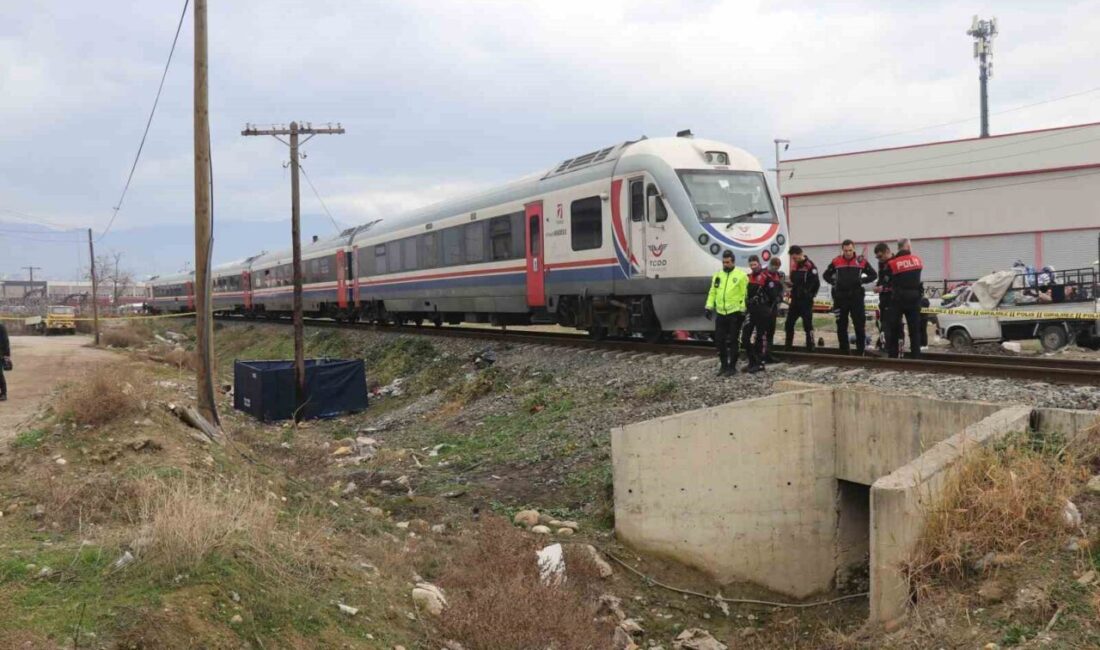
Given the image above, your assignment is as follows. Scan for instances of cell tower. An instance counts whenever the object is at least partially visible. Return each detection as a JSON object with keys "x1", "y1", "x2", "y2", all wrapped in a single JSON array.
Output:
[{"x1": 967, "y1": 15, "x2": 998, "y2": 138}]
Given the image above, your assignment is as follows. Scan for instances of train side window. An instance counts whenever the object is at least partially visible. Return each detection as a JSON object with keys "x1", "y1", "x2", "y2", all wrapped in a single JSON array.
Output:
[
  {"x1": 386, "y1": 241, "x2": 402, "y2": 273},
  {"x1": 402, "y1": 237, "x2": 418, "y2": 271},
  {"x1": 443, "y1": 227, "x2": 464, "y2": 266},
  {"x1": 630, "y1": 180, "x2": 645, "y2": 222},
  {"x1": 465, "y1": 221, "x2": 486, "y2": 264},
  {"x1": 320, "y1": 256, "x2": 333, "y2": 281},
  {"x1": 359, "y1": 247, "x2": 374, "y2": 276},
  {"x1": 510, "y1": 212, "x2": 525, "y2": 258},
  {"x1": 529, "y1": 217, "x2": 540, "y2": 256},
  {"x1": 647, "y1": 184, "x2": 668, "y2": 222},
  {"x1": 420, "y1": 232, "x2": 440, "y2": 269},
  {"x1": 489, "y1": 216, "x2": 512, "y2": 261},
  {"x1": 374, "y1": 244, "x2": 387, "y2": 275},
  {"x1": 570, "y1": 196, "x2": 603, "y2": 251}
]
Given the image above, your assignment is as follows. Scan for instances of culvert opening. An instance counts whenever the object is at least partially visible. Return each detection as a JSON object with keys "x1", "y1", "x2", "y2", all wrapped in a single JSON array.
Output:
[{"x1": 836, "y1": 479, "x2": 870, "y2": 594}]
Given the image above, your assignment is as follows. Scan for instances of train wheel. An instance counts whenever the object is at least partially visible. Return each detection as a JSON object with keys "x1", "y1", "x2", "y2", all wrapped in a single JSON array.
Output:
[
  {"x1": 1039, "y1": 325, "x2": 1069, "y2": 352},
  {"x1": 643, "y1": 328, "x2": 668, "y2": 344},
  {"x1": 587, "y1": 325, "x2": 607, "y2": 341}
]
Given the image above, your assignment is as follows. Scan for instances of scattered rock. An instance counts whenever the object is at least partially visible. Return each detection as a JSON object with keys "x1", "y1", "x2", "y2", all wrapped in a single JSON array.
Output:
[
  {"x1": 1001, "y1": 341, "x2": 1022, "y2": 353},
  {"x1": 55, "y1": 457, "x2": 67, "y2": 466},
  {"x1": 1087, "y1": 475, "x2": 1100, "y2": 495},
  {"x1": 36, "y1": 566, "x2": 54, "y2": 579},
  {"x1": 331, "y1": 446, "x2": 354, "y2": 457},
  {"x1": 1062, "y1": 500, "x2": 1082, "y2": 529},
  {"x1": 341, "y1": 481, "x2": 358, "y2": 496},
  {"x1": 229, "y1": 614, "x2": 243, "y2": 625},
  {"x1": 983, "y1": 644, "x2": 1001, "y2": 650},
  {"x1": 978, "y1": 580, "x2": 1008, "y2": 604},
  {"x1": 31, "y1": 504, "x2": 45, "y2": 519},
  {"x1": 619, "y1": 618, "x2": 645, "y2": 635},
  {"x1": 537, "y1": 543, "x2": 566, "y2": 586},
  {"x1": 113, "y1": 551, "x2": 135, "y2": 570},
  {"x1": 597, "y1": 594, "x2": 627, "y2": 622},
  {"x1": 672, "y1": 628, "x2": 727, "y2": 650},
  {"x1": 1076, "y1": 570, "x2": 1096, "y2": 586},
  {"x1": 337, "y1": 603, "x2": 359, "y2": 616},
  {"x1": 556, "y1": 527, "x2": 574, "y2": 536},
  {"x1": 973, "y1": 552, "x2": 1020, "y2": 572},
  {"x1": 364, "y1": 506, "x2": 385, "y2": 518},
  {"x1": 431, "y1": 524, "x2": 446, "y2": 534},
  {"x1": 407, "y1": 519, "x2": 431, "y2": 533},
  {"x1": 613, "y1": 626, "x2": 639, "y2": 650},
  {"x1": 538, "y1": 513, "x2": 555, "y2": 525},
  {"x1": 530, "y1": 525, "x2": 552, "y2": 535},
  {"x1": 1013, "y1": 586, "x2": 1051, "y2": 616},
  {"x1": 583, "y1": 544, "x2": 613, "y2": 578},
  {"x1": 1065, "y1": 536, "x2": 1083, "y2": 552},
  {"x1": 411, "y1": 582, "x2": 447, "y2": 616}
]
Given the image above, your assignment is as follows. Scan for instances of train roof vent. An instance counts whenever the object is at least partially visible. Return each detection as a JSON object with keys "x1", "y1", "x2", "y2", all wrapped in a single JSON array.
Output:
[{"x1": 543, "y1": 142, "x2": 629, "y2": 180}]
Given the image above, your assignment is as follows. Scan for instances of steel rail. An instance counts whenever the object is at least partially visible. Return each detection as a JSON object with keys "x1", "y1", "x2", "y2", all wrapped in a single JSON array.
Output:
[{"x1": 214, "y1": 316, "x2": 1100, "y2": 386}]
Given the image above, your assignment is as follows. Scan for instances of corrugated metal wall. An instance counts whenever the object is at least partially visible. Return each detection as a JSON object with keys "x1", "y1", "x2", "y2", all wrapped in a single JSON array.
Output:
[
  {"x1": 1042, "y1": 229, "x2": 1100, "y2": 270},
  {"x1": 949, "y1": 233, "x2": 1035, "y2": 279},
  {"x1": 912, "y1": 238, "x2": 946, "y2": 281}
]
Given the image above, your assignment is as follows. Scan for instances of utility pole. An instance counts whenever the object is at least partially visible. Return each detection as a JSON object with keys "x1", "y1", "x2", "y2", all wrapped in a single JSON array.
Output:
[
  {"x1": 87, "y1": 229, "x2": 100, "y2": 345},
  {"x1": 967, "y1": 15, "x2": 998, "y2": 138},
  {"x1": 22, "y1": 266, "x2": 42, "y2": 284},
  {"x1": 242, "y1": 121, "x2": 345, "y2": 421},
  {"x1": 193, "y1": 0, "x2": 219, "y2": 426}
]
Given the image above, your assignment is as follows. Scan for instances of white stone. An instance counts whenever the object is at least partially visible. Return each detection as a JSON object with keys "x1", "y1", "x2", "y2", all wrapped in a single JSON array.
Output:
[
  {"x1": 337, "y1": 603, "x2": 359, "y2": 616},
  {"x1": 411, "y1": 582, "x2": 447, "y2": 616},
  {"x1": 230, "y1": 614, "x2": 243, "y2": 625},
  {"x1": 513, "y1": 509, "x2": 540, "y2": 528},
  {"x1": 583, "y1": 544, "x2": 613, "y2": 578},
  {"x1": 1087, "y1": 475, "x2": 1100, "y2": 495},
  {"x1": 537, "y1": 543, "x2": 566, "y2": 586},
  {"x1": 673, "y1": 628, "x2": 727, "y2": 650},
  {"x1": 1062, "y1": 499, "x2": 1082, "y2": 529},
  {"x1": 530, "y1": 525, "x2": 552, "y2": 535}
]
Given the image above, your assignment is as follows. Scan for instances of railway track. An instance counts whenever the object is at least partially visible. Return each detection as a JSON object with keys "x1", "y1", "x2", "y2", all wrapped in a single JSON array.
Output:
[{"x1": 215, "y1": 316, "x2": 1100, "y2": 386}]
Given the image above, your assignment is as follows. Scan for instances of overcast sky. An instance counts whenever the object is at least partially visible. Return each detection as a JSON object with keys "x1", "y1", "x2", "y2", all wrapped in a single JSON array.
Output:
[{"x1": 2, "y1": 0, "x2": 1098, "y2": 279}]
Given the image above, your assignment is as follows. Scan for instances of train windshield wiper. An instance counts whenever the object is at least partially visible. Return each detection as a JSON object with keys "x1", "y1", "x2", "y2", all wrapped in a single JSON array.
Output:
[{"x1": 725, "y1": 210, "x2": 769, "y2": 229}]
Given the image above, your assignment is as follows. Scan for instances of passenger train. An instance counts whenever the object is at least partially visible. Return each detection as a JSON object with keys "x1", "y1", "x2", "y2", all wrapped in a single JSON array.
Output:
[{"x1": 149, "y1": 133, "x2": 789, "y2": 339}]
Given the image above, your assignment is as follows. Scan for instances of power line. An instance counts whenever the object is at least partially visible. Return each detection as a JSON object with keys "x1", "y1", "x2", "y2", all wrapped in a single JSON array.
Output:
[
  {"x1": 794, "y1": 167, "x2": 1100, "y2": 208},
  {"x1": 298, "y1": 163, "x2": 343, "y2": 234},
  {"x1": 98, "y1": 0, "x2": 189, "y2": 242},
  {"x1": 790, "y1": 85, "x2": 1100, "y2": 153}
]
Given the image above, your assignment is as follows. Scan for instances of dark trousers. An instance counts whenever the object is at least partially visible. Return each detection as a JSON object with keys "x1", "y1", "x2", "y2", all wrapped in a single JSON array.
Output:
[
  {"x1": 887, "y1": 299, "x2": 923, "y2": 358},
  {"x1": 877, "y1": 302, "x2": 893, "y2": 351},
  {"x1": 714, "y1": 312, "x2": 744, "y2": 368},
  {"x1": 741, "y1": 306, "x2": 771, "y2": 366},
  {"x1": 835, "y1": 298, "x2": 866, "y2": 353},
  {"x1": 784, "y1": 298, "x2": 815, "y2": 348},
  {"x1": 0, "y1": 366, "x2": 5, "y2": 396}
]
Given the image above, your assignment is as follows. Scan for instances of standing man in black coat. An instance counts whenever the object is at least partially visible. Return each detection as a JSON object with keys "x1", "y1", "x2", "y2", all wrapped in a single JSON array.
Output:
[
  {"x1": 823, "y1": 239, "x2": 876, "y2": 355},
  {"x1": 0, "y1": 322, "x2": 10, "y2": 401},
  {"x1": 784, "y1": 245, "x2": 820, "y2": 351}
]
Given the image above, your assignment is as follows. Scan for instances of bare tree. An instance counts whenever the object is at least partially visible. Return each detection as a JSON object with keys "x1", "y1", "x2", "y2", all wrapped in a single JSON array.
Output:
[{"x1": 86, "y1": 251, "x2": 134, "y2": 311}]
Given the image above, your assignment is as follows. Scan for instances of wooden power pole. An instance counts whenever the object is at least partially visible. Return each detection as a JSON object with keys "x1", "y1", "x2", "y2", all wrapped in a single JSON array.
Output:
[
  {"x1": 241, "y1": 121, "x2": 344, "y2": 421},
  {"x1": 193, "y1": 0, "x2": 219, "y2": 425},
  {"x1": 87, "y1": 229, "x2": 100, "y2": 345}
]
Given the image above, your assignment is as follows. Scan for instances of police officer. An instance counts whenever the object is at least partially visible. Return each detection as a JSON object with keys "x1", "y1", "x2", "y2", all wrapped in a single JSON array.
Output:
[
  {"x1": 823, "y1": 239, "x2": 876, "y2": 355},
  {"x1": 764, "y1": 257, "x2": 784, "y2": 363},
  {"x1": 784, "y1": 245, "x2": 820, "y2": 351},
  {"x1": 741, "y1": 255, "x2": 781, "y2": 373},
  {"x1": 705, "y1": 250, "x2": 747, "y2": 376},
  {"x1": 872, "y1": 242, "x2": 894, "y2": 352},
  {"x1": 882, "y1": 238, "x2": 925, "y2": 359}
]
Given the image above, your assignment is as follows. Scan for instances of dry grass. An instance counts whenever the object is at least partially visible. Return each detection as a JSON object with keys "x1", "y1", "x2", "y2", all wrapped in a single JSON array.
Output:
[
  {"x1": 909, "y1": 433, "x2": 1085, "y2": 588},
  {"x1": 56, "y1": 363, "x2": 144, "y2": 426},
  {"x1": 161, "y1": 347, "x2": 197, "y2": 371},
  {"x1": 138, "y1": 475, "x2": 277, "y2": 573},
  {"x1": 101, "y1": 324, "x2": 149, "y2": 348},
  {"x1": 436, "y1": 518, "x2": 613, "y2": 650},
  {"x1": 38, "y1": 469, "x2": 148, "y2": 531}
]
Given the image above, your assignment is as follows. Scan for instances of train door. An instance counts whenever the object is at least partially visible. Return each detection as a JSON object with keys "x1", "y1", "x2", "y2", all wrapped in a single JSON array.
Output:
[
  {"x1": 525, "y1": 201, "x2": 545, "y2": 308},
  {"x1": 626, "y1": 178, "x2": 647, "y2": 278},
  {"x1": 185, "y1": 281, "x2": 195, "y2": 311},
  {"x1": 242, "y1": 271, "x2": 252, "y2": 311},
  {"x1": 336, "y1": 250, "x2": 348, "y2": 309}
]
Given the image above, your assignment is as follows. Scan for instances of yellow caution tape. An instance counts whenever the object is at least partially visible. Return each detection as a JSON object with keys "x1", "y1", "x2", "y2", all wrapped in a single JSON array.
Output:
[{"x1": 812, "y1": 300, "x2": 1099, "y2": 321}]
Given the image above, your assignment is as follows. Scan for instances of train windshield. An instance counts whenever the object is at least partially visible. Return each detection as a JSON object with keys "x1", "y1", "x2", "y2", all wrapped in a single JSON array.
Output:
[{"x1": 678, "y1": 170, "x2": 777, "y2": 226}]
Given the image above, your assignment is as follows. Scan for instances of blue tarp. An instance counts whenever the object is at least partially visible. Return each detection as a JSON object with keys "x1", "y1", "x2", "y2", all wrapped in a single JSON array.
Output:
[{"x1": 233, "y1": 358, "x2": 368, "y2": 422}]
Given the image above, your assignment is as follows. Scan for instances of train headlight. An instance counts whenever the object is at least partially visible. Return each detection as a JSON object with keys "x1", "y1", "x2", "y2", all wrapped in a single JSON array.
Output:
[{"x1": 705, "y1": 151, "x2": 729, "y2": 165}]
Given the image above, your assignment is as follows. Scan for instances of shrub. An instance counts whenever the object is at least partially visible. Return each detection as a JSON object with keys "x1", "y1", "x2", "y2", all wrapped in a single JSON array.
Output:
[
  {"x1": 101, "y1": 325, "x2": 148, "y2": 348},
  {"x1": 56, "y1": 363, "x2": 143, "y2": 426},
  {"x1": 436, "y1": 518, "x2": 613, "y2": 649},
  {"x1": 138, "y1": 475, "x2": 276, "y2": 573},
  {"x1": 162, "y1": 347, "x2": 197, "y2": 370},
  {"x1": 909, "y1": 432, "x2": 1083, "y2": 587}
]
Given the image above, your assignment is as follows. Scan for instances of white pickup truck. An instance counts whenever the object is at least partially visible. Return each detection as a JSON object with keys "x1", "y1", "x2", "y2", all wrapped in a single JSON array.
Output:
[{"x1": 935, "y1": 270, "x2": 1099, "y2": 352}]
